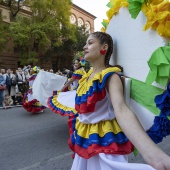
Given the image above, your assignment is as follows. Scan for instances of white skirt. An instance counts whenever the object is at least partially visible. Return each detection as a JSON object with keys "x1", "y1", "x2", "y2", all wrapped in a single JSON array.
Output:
[{"x1": 71, "y1": 153, "x2": 155, "y2": 170}]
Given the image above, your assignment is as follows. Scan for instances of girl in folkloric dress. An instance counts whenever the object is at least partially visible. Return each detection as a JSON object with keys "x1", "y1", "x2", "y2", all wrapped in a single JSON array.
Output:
[
  {"x1": 22, "y1": 66, "x2": 46, "y2": 113},
  {"x1": 61, "y1": 58, "x2": 86, "y2": 92},
  {"x1": 49, "y1": 32, "x2": 170, "y2": 170}
]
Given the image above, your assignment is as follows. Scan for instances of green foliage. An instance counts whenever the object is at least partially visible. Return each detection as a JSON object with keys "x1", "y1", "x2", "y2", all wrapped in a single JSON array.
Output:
[
  {"x1": 2, "y1": 0, "x2": 26, "y2": 20},
  {"x1": 1, "y1": 0, "x2": 77, "y2": 65},
  {"x1": 19, "y1": 51, "x2": 38, "y2": 65},
  {"x1": 51, "y1": 25, "x2": 89, "y2": 63},
  {"x1": 0, "y1": 0, "x2": 90, "y2": 67},
  {"x1": 0, "y1": 22, "x2": 10, "y2": 52}
]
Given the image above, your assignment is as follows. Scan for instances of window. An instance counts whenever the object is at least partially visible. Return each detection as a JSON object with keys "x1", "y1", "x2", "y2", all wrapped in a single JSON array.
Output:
[
  {"x1": 85, "y1": 21, "x2": 91, "y2": 34},
  {"x1": 70, "y1": 14, "x2": 76, "y2": 24},
  {"x1": 78, "y1": 18, "x2": 84, "y2": 27}
]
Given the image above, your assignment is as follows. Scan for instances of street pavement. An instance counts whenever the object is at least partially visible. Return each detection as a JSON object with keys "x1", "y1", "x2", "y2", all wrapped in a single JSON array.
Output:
[{"x1": 0, "y1": 107, "x2": 169, "y2": 170}]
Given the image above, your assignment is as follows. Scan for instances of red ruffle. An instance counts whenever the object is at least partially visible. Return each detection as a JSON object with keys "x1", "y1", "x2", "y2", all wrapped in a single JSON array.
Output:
[
  {"x1": 68, "y1": 138, "x2": 134, "y2": 159},
  {"x1": 22, "y1": 99, "x2": 45, "y2": 113},
  {"x1": 75, "y1": 89, "x2": 106, "y2": 113}
]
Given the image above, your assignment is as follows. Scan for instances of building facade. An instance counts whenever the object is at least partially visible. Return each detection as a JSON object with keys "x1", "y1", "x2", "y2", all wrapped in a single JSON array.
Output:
[{"x1": 0, "y1": 3, "x2": 96, "y2": 71}]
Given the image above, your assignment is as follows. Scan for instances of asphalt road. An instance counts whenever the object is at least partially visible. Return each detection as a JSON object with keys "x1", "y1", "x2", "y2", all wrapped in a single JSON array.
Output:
[{"x1": 0, "y1": 107, "x2": 169, "y2": 170}]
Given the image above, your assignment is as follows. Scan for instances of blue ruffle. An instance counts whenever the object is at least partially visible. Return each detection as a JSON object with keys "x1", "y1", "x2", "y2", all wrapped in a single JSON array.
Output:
[
  {"x1": 71, "y1": 131, "x2": 129, "y2": 149},
  {"x1": 154, "y1": 83, "x2": 170, "y2": 110},
  {"x1": 147, "y1": 82, "x2": 170, "y2": 143},
  {"x1": 72, "y1": 73, "x2": 82, "y2": 79}
]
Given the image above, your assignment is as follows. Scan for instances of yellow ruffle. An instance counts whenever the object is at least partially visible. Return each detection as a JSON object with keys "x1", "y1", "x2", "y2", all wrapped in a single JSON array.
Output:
[
  {"x1": 75, "y1": 118, "x2": 122, "y2": 138},
  {"x1": 34, "y1": 101, "x2": 43, "y2": 106},
  {"x1": 51, "y1": 92, "x2": 77, "y2": 115},
  {"x1": 77, "y1": 67, "x2": 121, "y2": 97},
  {"x1": 73, "y1": 68, "x2": 86, "y2": 76}
]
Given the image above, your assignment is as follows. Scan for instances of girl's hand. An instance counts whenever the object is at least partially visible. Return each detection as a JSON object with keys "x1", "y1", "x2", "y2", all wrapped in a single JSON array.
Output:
[
  {"x1": 60, "y1": 87, "x2": 65, "y2": 92},
  {"x1": 150, "y1": 155, "x2": 170, "y2": 170}
]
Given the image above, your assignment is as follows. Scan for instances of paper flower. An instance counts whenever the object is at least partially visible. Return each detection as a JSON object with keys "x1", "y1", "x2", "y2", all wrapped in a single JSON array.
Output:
[
  {"x1": 101, "y1": 0, "x2": 170, "y2": 38},
  {"x1": 147, "y1": 82, "x2": 170, "y2": 143},
  {"x1": 142, "y1": 0, "x2": 170, "y2": 38},
  {"x1": 101, "y1": 0, "x2": 128, "y2": 32},
  {"x1": 127, "y1": 0, "x2": 146, "y2": 19},
  {"x1": 79, "y1": 58, "x2": 86, "y2": 66},
  {"x1": 32, "y1": 66, "x2": 39, "y2": 72},
  {"x1": 154, "y1": 82, "x2": 170, "y2": 111}
]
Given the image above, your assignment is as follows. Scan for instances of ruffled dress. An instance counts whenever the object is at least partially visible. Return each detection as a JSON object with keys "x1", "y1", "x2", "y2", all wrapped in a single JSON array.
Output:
[
  {"x1": 48, "y1": 67, "x2": 159, "y2": 170},
  {"x1": 48, "y1": 68, "x2": 86, "y2": 114},
  {"x1": 22, "y1": 74, "x2": 46, "y2": 113},
  {"x1": 64, "y1": 68, "x2": 86, "y2": 92}
]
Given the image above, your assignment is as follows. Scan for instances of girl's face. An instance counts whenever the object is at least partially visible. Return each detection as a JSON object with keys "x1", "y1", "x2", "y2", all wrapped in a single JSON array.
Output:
[
  {"x1": 83, "y1": 34, "x2": 103, "y2": 62},
  {"x1": 74, "y1": 60, "x2": 81, "y2": 70}
]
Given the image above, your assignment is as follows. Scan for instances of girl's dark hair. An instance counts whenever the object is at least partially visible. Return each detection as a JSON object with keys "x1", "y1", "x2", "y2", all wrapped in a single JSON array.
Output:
[
  {"x1": 74, "y1": 59, "x2": 83, "y2": 70},
  {"x1": 91, "y1": 31, "x2": 113, "y2": 67}
]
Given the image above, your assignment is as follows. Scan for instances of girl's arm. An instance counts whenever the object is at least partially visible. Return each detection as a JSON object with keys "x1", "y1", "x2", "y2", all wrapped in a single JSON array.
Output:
[
  {"x1": 61, "y1": 78, "x2": 76, "y2": 92},
  {"x1": 107, "y1": 73, "x2": 170, "y2": 170}
]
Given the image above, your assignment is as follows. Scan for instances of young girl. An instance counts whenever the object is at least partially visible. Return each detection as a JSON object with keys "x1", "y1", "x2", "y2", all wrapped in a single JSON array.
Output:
[
  {"x1": 49, "y1": 32, "x2": 170, "y2": 170},
  {"x1": 2, "y1": 94, "x2": 13, "y2": 109},
  {"x1": 61, "y1": 58, "x2": 86, "y2": 92}
]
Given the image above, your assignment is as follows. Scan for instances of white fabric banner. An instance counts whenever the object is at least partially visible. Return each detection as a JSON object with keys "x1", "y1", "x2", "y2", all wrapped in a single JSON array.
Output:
[{"x1": 32, "y1": 71, "x2": 67, "y2": 107}]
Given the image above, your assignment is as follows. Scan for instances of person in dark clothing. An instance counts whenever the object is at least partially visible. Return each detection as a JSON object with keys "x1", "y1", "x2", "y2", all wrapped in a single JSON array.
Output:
[{"x1": 14, "y1": 92, "x2": 23, "y2": 106}]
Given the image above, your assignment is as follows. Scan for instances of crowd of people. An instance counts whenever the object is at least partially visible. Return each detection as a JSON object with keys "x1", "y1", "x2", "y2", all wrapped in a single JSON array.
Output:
[
  {"x1": 0, "y1": 67, "x2": 31, "y2": 109},
  {"x1": 0, "y1": 65, "x2": 74, "y2": 109}
]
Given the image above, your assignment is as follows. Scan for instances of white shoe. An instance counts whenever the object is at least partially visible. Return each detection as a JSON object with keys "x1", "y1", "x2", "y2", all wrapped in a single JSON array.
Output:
[{"x1": 38, "y1": 110, "x2": 43, "y2": 113}]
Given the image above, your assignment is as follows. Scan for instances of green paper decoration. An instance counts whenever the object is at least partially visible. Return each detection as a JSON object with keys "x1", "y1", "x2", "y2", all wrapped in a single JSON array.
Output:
[
  {"x1": 131, "y1": 78, "x2": 164, "y2": 115},
  {"x1": 101, "y1": 21, "x2": 108, "y2": 28},
  {"x1": 146, "y1": 43, "x2": 170, "y2": 86},
  {"x1": 127, "y1": 0, "x2": 146, "y2": 19},
  {"x1": 106, "y1": 2, "x2": 113, "y2": 8},
  {"x1": 133, "y1": 147, "x2": 138, "y2": 157}
]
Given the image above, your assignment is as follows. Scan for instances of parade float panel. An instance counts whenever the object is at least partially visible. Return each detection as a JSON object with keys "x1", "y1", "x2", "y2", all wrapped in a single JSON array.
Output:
[
  {"x1": 102, "y1": 0, "x2": 170, "y2": 142},
  {"x1": 107, "y1": 7, "x2": 168, "y2": 84}
]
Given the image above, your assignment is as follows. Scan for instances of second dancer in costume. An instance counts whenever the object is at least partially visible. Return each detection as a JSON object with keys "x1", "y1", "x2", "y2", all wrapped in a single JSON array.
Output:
[{"x1": 23, "y1": 66, "x2": 46, "y2": 113}]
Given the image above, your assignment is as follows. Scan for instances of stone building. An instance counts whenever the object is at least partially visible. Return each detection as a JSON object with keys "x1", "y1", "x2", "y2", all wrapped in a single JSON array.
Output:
[{"x1": 0, "y1": 3, "x2": 96, "y2": 72}]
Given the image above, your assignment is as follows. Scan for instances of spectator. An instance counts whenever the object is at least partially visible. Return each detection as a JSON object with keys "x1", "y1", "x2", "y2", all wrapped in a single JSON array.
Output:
[
  {"x1": 5, "y1": 69, "x2": 11, "y2": 94},
  {"x1": 57, "y1": 70, "x2": 62, "y2": 75},
  {"x1": 16, "y1": 68, "x2": 27, "y2": 95},
  {"x1": 24, "y1": 70, "x2": 30, "y2": 91},
  {"x1": 2, "y1": 94, "x2": 13, "y2": 109},
  {"x1": 5, "y1": 69, "x2": 12, "y2": 94},
  {"x1": 1, "y1": 69, "x2": 6, "y2": 82},
  {"x1": 0, "y1": 73, "x2": 6, "y2": 107},
  {"x1": 14, "y1": 92, "x2": 23, "y2": 106},
  {"x1": 5, "y1": 69, "x2": 17, "y2": 100},
  {"x1": 23, "y1": 65, "x2": 31, "y2": 74},
  {"x1": 50, "y1": 69, "x2": 54, "y2": 73}
]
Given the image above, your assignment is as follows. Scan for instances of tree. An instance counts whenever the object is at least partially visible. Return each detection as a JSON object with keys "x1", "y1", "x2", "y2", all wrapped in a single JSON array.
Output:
[
  {"x1": 8, "y1": 0, "x2": 77, "y2": 65},
  {"x1": 50, "y1": 25, "x2": 89, "y2": 70},
  {"x1": 0, "y1": 0, "x2": 90, "y2": 67},
  {"x1": 0, "y1": 15, "x2": 10, "y2": 52},
  {"x1": 0, "y1": 0, "x2": 26, "y2": 20}
]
